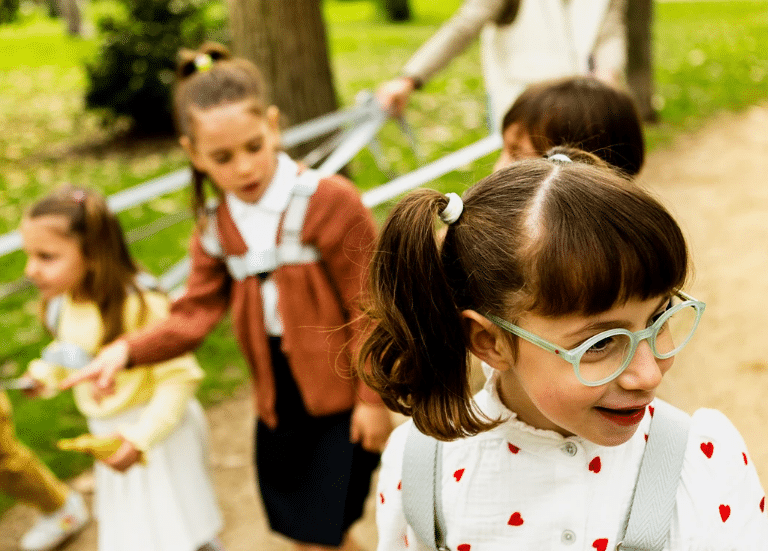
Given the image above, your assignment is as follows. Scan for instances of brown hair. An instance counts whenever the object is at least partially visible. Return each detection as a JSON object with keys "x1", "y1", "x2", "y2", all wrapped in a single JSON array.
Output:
[
  {"x1": 173, "y1": 42, "x2": 267, "y2": 221},
  {"x1": 502, "y1": 76, "x2": 645, "y2": 175},
  {"x1": 27, "y1": 187, "x2": 146, "y2": 346},
  {"x1": 359, "y1": 156, "x2": 688, "y2": 440}
]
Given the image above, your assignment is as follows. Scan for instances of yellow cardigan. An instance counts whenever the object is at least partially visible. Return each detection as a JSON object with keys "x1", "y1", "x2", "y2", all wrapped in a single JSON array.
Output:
[{"x1": 27, "y1": 291, "x2": 204, "y2": 453}]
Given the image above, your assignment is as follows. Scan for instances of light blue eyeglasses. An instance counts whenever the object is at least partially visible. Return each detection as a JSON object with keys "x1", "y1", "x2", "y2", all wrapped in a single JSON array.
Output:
[{"x1": 486, "y1": 290, "x2": 706, "y2": 386}]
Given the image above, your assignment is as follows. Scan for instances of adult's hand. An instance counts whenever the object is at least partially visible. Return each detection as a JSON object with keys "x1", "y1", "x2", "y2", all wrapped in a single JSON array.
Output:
[
  {"x1": 376, "y1": 76, "x2": 417, "y2": 117},
  {"x1": 59, "y1": 339, "x2": 130, "y2": 397}
]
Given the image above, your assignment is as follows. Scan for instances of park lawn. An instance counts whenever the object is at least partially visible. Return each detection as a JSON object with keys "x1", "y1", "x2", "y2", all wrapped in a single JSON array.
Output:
[{"x1": 1, "y1": 0, "x2": 767, "y2": 514}]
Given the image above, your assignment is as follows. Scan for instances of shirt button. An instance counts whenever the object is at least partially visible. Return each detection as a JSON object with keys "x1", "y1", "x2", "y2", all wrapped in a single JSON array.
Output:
[
  {"x1": 562, "y1": 442, "x2": 578, "y2": 456},
  {"x1": 561, "y1": 530, "x2": 576, "y2": 544}
]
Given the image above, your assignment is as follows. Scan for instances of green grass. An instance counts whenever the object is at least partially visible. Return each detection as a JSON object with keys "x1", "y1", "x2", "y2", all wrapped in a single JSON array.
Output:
[{"x1": 1, "y1": 0, "x2": 768, "y2": 515}]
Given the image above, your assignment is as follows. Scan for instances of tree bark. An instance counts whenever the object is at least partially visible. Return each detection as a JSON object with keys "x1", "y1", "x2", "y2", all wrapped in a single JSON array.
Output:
[
  {"x1": 382, "y1": 0, "x2": 411, "y2": 22},
  {"x1": 626, "y1": 0, "x2": 656, "y2": 122},
  {"x1": 227, "y1": 0, "x2": 339, "y2": 156}
]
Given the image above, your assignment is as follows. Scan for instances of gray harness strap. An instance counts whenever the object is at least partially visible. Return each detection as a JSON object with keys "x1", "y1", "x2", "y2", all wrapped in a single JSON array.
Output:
[
  {"x1": 402, "y1": 400, "x2": 690, "y2": 551},
  {"x1": 618, "y1": 400, "x2": 692, "y2": 551},
  {"x1": 42, "y1": 273, "x2": 162, "y2": 370},
  {"x1": 402, "y1": 426, "x2": 448, "y2": 550},
  {"x1": 200, "y1": 170, "x2": 321, "y2": 280}
]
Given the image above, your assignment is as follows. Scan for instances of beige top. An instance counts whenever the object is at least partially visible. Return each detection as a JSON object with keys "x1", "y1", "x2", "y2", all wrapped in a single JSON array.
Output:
[
  {"x1": 27, "y1": 292, "x2": 204, "y2": 452},
  {"x1": 401, "y1": 0, "x2": 627, "y2": 128}
]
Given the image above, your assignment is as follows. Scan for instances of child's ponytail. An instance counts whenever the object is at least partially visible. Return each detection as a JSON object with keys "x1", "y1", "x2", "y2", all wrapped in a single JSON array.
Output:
[{"x1": 360, "y1": 189, "x2": 497, "y2": 441}]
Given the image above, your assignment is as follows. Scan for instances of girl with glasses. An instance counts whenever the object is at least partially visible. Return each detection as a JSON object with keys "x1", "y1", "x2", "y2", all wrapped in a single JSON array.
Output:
[{"x1": 360, "y1": 152, "x2": 767, "y2": 549}]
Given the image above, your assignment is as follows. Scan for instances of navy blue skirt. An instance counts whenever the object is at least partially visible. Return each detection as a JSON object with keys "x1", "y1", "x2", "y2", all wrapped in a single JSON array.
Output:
[{"x1": 255, "y1": 337, "x2": 380, "y2": 546}]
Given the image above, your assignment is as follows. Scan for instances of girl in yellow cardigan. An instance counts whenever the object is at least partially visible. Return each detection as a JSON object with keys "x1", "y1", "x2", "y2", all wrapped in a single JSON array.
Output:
[{"x1": 19, "y1": 186, "x2": 224, "y2": 551}]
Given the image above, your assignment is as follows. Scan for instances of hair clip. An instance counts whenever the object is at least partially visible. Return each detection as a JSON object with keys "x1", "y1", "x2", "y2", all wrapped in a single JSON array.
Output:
[
  {"x1": 548, "y1": 153, "x2": 573, "y2": 163},
  {"x1": 194, "y1": 53, "x2": 213, "y2": 73},
  {"x1": 71, "y1": 190, "x2": 86, "y2": 203},
  {"x1": 439, "y1": 193, "x2": 464, "y2": 225}
]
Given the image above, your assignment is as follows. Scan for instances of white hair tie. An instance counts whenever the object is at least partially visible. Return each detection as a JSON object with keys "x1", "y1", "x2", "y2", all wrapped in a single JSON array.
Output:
[
  {"x1": 548, "y1": 153, "x2": 572, "y2": 163},
  {"x1": 439, "y1": 193, "x2": 464, "y2": 225},
  {"x1": 194, "y1": 53, "x2": 213, "y2": 72}
]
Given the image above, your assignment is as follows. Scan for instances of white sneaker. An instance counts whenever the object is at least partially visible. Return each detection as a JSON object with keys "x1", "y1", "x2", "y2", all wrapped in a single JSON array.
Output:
[{"x1": 20, "y1": 491, "x2": 90, "y2": 551}]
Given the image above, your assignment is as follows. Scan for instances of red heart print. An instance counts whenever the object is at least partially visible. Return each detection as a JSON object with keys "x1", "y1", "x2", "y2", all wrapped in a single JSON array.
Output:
[
  {"x1": 743, "y1": 452, "x2": 748, "y2": 465},
  {"x1": 397, "y1": 480, "x2": 402, "y2": 490},
  {"x1": 644, "y1": 433, "x2": 648, "y2": 442},
  {"x1": 592, "y1": 538, "x2": 608, "y2": 551},
  {"x1": 700, "y1": 442, "x2": 714, "y2": 458},
  {"x1": 719, "y1": 504, "x2": 731, "y2": 522},
  {"x1": 404, "y1": 535, "x2": 409, "y2": 547},
  {"x1": 761, "y1": 496, "x2": 765, "y2": 513},
  {"x1": 648, "y1": 405, "x2": 654, "y2": 417},
  {"x1": 508, "y1": 443, "x2": 520, "y2": 454},
  {"x1": 508, "y1": 512, "x2": 524, "y2": 526},
  {"x1": 379, "y1": 493, "x2": 385, "y2": 504},
  {"x1": 457, "y1": 545, "x2": 471, "y2": 551},
  {"x1": 589, "y1": 456, "x2": 602, "y2": 473},
  {"x1": 454, "y1": 468, "x2": 465, "y2": 482}
]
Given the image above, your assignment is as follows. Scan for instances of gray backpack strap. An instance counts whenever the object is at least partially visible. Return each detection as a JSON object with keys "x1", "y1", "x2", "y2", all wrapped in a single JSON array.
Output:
[
  {"x1": 200, "y1": 201, "x2": 224, "y2": 259},
  {"x1": 619, "y1": 400, "x2": 691, "y2": 551},
  {"x1": 205, "y1": 172, "x2": 322, "y2": 281},
  {"x1": 402, "y1": 424, "x2": 448, "y2": 550},
  {"x1": 42, "y1": 295, "x2": 93, "y2": 369},
  {"x1": 44, "y1": 295, "x2": 64, "y2": 335},
  {"x1": 135, "y1": 271, "x2": 161, "y2": 292},
  {"x1": 276, "y1": 169, "x2": 321, "y2": 265}
]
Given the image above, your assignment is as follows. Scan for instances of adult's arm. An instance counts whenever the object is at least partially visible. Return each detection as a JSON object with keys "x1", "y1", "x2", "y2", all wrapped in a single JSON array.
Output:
[
  {"x1": 401, "y1": 0, "x2": 509, "y2": 86},
  {"x1": 591, "y1": 0, "x2": 628, "y2": 83}
]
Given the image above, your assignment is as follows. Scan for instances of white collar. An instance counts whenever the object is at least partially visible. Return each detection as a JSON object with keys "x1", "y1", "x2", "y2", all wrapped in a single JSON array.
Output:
[
  {"x1": 475, "y1": 363, "x2": 651, "y2": 457},
  {"x1": 226, "y1": 152, "x2": 298, "y2": 218}
]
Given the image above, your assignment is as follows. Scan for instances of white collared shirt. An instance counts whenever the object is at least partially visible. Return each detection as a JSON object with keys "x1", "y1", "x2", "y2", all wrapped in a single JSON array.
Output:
[
  {"x1": 376, "y1": 368, "x2": 768, "y2": 550},
  {"x1": 225, "y1": 153, "x2": 299, "y2": 336}
]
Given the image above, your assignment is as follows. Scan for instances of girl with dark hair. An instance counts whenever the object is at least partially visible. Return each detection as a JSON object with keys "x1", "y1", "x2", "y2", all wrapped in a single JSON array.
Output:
[
  {"x1": 20, "y1": 186, "x2": 223, "y2": 551},
  {"x1": 496, "y1": 76, "x2": 645, "y2": 175},
  {"x1": 63, "y1": 43, "x2": 392, "y2": 551},
  {"x1": 362, "y1": 154, "x2": 767, "y2": 549}
]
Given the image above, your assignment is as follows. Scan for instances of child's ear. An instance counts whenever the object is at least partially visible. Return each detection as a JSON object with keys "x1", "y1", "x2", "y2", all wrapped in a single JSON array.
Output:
[
  {"x1": 179, "y1": 136, "x2": 203, "y2": 171},
  {"x1": 461, "y1": 310, "x2": 515, "y2": 371}
]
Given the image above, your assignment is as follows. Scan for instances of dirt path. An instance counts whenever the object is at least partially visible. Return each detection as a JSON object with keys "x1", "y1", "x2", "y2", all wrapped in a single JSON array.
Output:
[{"x1": 2, "y1": 104, "x2": 767, "y2": 550}]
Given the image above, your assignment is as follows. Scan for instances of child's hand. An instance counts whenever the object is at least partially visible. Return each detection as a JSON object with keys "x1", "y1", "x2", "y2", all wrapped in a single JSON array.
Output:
[
  {"x1": 104, "y1": 435, "x2": 143, "y2": 472},
  {"x1": 20, "y1": 376, "x2": 45, "y2": 398},
  {"x1": 59, "y1": 339, "x2": 130, "y2": 396},
  {"x1": 350, "y1": 402, "x2": 394, "y2": 453}
]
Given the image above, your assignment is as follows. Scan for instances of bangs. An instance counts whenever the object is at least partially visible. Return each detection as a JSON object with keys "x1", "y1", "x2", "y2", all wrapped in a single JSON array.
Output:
[{"x1": 526, "y1": 168, "x2": 688, "y2": 316}]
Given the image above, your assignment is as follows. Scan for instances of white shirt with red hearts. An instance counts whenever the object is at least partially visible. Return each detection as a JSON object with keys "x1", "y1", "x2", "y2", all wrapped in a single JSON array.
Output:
[{"x1": 376, "y1": 369, "x2": 768, "y2": 550}]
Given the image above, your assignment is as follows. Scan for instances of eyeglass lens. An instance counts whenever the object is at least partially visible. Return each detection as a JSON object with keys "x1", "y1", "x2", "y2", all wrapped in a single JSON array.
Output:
[{"x1": 577, "y1": 303, "x2": 699, "y2": 384}]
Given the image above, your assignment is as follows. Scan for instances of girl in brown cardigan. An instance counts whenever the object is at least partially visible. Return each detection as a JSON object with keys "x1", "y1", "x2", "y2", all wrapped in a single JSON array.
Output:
[{"x1": 64, "y1": 43, "x2": 392, "y2": 551}]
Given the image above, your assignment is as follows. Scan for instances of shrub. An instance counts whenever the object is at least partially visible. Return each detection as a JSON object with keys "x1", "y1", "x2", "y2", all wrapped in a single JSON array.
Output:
[
  {"x1": 85, "y1": 0, "x2": 226, "y2": 135},
  {"x1": 0, "y1": 0, "x2": 20, "y2": 23}
]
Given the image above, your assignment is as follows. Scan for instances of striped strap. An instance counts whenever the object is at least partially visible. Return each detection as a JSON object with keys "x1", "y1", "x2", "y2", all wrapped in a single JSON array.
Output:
[
  {"x1": 619, "y1": 400, "x2": 691, "y2": 551},
  {"x1": 402, "y1": 424, "x2": 449, "y2": 550}
]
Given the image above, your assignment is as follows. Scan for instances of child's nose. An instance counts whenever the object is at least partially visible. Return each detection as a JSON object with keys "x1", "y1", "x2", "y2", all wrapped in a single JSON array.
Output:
[
  {"x1": 236, "y1": 153, "x2": 254, "y2": 176},
  {"x1": 617, "y1": 341, "x2": 665, "y2": 391}
]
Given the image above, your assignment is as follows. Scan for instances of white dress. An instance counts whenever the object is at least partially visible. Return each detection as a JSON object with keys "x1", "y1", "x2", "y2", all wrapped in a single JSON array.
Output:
[
  {"x1": 88, "y1": 400, "x2": 223, "y2": 551},
  {"x1": 376, "y1": 369, "x2": 768, "y2": 550}
]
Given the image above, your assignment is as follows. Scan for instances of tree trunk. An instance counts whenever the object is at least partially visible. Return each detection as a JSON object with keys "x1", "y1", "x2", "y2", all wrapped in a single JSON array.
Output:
[
  {"x1": 626, "y1": 0, "x2": 656, "y2": 122},
  {"x1": 227, "y1": 0, "x2": 339, "y2": 157},
  {"x1": 382, "y1": 0, "x2": 411, "y2": 22}
]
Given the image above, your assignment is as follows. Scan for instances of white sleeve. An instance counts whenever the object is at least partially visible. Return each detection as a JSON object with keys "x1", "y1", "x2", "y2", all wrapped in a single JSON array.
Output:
[
  {"x1": 671, "y1": 408, "x2": 768, "y2": 549},
  {"x1": 376, "y1": 422, "x2": 420, "y2": 551}
]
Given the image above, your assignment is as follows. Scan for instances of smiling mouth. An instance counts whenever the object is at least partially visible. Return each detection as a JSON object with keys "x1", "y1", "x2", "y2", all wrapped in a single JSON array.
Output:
[
  {"x1": 595, "y1": 406, "x2": 647, "y2": 426},
  {"x1": 241, "y1": 182, "x2": 260, "y2": 193}
]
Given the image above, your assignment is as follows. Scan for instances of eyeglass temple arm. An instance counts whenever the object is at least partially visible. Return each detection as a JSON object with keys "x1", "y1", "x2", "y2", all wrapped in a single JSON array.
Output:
[{"x1": 485, "y1": 313, "x2": 571, "y2": 358}]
